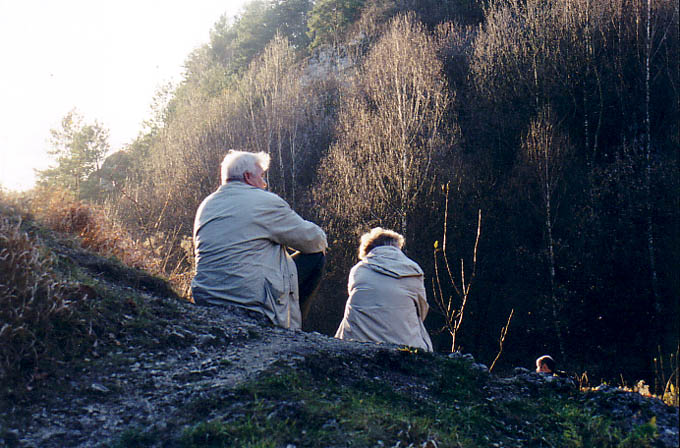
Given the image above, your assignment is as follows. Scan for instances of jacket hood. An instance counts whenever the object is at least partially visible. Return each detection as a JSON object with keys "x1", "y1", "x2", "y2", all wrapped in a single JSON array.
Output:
[{"x1": 363, "y1": 245, "x2": 423, "y2": 278}]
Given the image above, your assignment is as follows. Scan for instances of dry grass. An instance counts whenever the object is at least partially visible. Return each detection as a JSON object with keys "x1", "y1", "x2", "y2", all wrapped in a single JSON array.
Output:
[
  {"x1": 0, "y1": 188, "x2": 182, "y2": 388},
  {"x1": 27, "y1": 188, "x2": 197, "y2": 300},
  {"x1": 0, "y1": 199, "x2": 91, "y2": 385},
  {"x1": 29, "y1": 188, "x2": 161, "y2": 274},
  {"x1": 654, "y1": 349, "x2": 679, "y2": 407},
  {"x1": 577, "y1": 370, "x2": 679, "y2": 408},
  {"x1": 167, "y1": 235, "x2": 195, "y2": 301}
]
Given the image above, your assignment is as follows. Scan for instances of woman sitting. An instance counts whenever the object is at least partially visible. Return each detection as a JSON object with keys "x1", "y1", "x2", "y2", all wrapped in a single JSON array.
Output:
[{"x1": 335, "y1": 227, "x2": 433, "y2": 351}]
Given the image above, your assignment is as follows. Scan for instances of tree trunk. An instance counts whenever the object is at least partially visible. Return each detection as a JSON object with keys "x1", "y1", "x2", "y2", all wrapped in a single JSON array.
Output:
[
  {"x1": 542, "y1": 141, "x2": 566, "y2": 361},
  {"x1": 644, "y1": 0, "x2": 660, "y2": 312}
]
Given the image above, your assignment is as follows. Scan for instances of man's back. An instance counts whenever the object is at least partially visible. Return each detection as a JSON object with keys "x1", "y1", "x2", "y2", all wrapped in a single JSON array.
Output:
[{"x1": 192, "y1": 182, "x2": 326, "y2": 328}]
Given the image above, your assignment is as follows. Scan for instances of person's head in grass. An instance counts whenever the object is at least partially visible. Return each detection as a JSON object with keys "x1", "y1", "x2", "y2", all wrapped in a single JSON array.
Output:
[{"x1": 536, "y1": 355, "x2": 556, "y2": 374}]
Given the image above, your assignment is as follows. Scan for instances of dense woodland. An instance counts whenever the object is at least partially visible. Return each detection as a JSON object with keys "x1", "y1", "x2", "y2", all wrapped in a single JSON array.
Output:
[{"x1": 32, "y1": 0, "x2": 678, "y2": 388}]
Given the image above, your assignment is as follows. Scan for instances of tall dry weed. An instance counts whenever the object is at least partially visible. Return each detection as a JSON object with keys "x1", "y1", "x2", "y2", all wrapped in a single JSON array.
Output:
[
  {"x1": 0, "y1": 213, "x2": 90, "y2": 385},
  {"x1": 30, "y1": 188, "x2": 161, "y2": 274},
  {"x1": 28, "y1": 188, "x2": 196, "y2": 300}
]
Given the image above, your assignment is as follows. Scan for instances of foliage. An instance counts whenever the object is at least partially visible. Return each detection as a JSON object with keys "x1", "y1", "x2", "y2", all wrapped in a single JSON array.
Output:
[
  {"x1": 175, "y1": 352, "x2": 662, "y2": 447},
  {"x1": 307, "y1": 0, "x2": 366, "y2": 50},
  {"x1": 208, "y1": 0, "x2": 273, "y2": 75},
  {"x1": 200, "y1": 0, "x2": 314, "y2": 82},
  {"x1": 112, "y1": 427, "x2": 157, "y2": 448},
  {"x1": 268, "y1": 0, "x2": 315, "y2": 50},
  {"x1": 36, "y1": 109, "x2": 110, "y2": 200}
]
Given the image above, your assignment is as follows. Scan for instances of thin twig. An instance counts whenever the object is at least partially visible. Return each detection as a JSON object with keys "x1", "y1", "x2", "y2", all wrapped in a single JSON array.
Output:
[
  {"x1": 441, "y1": 183, "x2": 460, "y2": 296},
  {"x1": 432, "y1": 179, "x2": 484, "y2": 353},
  {"x1": 489, "y1": 308, "x2": 514, "y2": 373}
]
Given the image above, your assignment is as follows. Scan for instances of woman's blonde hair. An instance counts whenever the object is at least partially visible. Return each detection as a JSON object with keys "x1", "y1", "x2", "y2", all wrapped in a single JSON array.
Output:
[{"x1": 358, "y1": 227, "x2": 404, "y2": 260}]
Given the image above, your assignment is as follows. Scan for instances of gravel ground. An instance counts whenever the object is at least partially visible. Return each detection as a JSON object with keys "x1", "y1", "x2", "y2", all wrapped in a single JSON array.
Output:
[{"x1": 1, "y1": 299, "x2": 379, "y2": 447}]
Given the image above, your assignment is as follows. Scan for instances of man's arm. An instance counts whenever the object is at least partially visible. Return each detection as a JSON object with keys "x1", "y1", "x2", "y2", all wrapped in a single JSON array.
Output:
[
  {"x1": 264, "y1": 196, "x2": 328, "y2": 253},
  {"x1": 415, "y1": 280, "x2": 429, "y2": 322}
]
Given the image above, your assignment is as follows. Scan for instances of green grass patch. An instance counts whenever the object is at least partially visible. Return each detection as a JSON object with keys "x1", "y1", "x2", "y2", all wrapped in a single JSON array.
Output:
[
  {"x1": 175, "y1": 352, "x2": 662, "y2": 448},
  {"x1": 110, "y1": 427, "x2": 158, "y2": 448},
  {"x1": 178, "y1": 353, "x2": 492, "y2": 447}
]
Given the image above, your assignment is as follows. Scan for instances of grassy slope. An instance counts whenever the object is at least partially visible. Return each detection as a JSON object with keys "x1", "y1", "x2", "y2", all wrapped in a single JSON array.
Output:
[
  {"x1": 172, "y1": 351, "x2": 660, "y2": 448},
  {"x1": 0, "y1": 197, "x2": 179, "y2": 393}
]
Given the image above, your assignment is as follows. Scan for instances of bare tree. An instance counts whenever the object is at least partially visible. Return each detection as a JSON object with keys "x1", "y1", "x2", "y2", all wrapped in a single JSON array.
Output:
[
  {"x1": 317, "y1": 13, "x2": 450, "y2": 238},
  {"x1": 239, "y1": 33, "x2": 313, "y2": 207},
  {"x1": 522, "y1": 106, "x2": 570, "y2": 360},
  {"x1": 432, "y1": 184, "x2": 482, "y2": 353},
  {"x1": 643, "y1": 0, "x2": 660, "y2": 311},
  {"x1": 489, "y1": 309, "x2": 514, "y2": 373}
]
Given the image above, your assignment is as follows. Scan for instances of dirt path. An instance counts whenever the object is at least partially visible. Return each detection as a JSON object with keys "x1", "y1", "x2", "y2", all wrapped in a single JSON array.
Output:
[{"x1": 3, "y1": 299, "x2": 377, "y2": 447}]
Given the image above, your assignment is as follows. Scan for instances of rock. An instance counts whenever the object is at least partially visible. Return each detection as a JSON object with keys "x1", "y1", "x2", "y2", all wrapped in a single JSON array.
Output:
[
  {"x1": 447, "y1": 352, "x2": 475, "y2": 362},
  {"x1": 0, "y1": 429, "x2": 20, "y2": 446},
  {"x1": 472, "y1": 363, "x2": 489, "y2": 373},
  {"x1": 198, "y1": 333, "x2": 217, "y2": 346},
  {"x1": 89, "y1": 383, "x2": 110, "y2": 394}
]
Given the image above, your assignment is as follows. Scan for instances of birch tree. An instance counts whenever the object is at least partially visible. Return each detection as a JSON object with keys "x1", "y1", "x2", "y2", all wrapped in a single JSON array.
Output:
[
  {"x1": 317, "y1": 14, "x2": 450, "y2": 238},
  {"x1": 643, "y1": 0, "x2": 659, "y2": 312},
  {"x1": 522, "y1": 106, "x2": 570, "y2": 360},
  {"x1": 240, "y1": 33, "x2": 313, "y2": 207}
]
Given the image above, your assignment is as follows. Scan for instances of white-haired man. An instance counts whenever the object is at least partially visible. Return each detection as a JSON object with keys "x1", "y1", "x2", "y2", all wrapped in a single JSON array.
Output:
[{"x1": 192, "y1": 150, "x2": 327, "y2": 329}]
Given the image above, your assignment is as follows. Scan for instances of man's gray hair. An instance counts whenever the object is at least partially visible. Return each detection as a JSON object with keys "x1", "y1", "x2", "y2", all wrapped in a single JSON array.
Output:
[
  {"x1": 220, "y1": 150, "x2": 271, "y2": 185},
  {"x1": 358, "y1": 227, "x2": 405, "y2": 260}
]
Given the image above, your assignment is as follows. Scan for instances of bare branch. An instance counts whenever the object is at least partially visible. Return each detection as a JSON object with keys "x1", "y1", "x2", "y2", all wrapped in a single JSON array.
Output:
[{"x1": 489, "y1": 308, "x2": 515, "y2": 373}]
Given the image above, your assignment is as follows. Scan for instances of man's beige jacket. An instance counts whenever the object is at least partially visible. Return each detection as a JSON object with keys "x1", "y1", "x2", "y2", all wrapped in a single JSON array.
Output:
[
  {"x1": 191, "y1": 182, "x2": 327, "y2": 329},
  {"x1": 334, "y1": 245, "x2": 433, "y2": 351}
]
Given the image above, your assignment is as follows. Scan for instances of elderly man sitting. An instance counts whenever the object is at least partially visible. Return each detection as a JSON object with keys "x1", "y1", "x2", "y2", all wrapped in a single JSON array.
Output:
[
  {"x1": 191, "y1": 150, "x2": 327, "y2": 329},
  {"x1": 335, "y1": 227, "x2": 433, "y2": 351}
]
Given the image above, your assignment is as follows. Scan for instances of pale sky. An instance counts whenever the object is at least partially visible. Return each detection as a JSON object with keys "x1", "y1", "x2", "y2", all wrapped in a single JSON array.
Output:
[{"x1": 0, "y1": 0, "x2": 251, "y2": 191}]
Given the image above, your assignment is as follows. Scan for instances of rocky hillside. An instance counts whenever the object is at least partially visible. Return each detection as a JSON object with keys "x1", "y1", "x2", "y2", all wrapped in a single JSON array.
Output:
[{"x1": 0, "y1": 212, "x2": 678, "y2": 448}]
